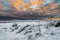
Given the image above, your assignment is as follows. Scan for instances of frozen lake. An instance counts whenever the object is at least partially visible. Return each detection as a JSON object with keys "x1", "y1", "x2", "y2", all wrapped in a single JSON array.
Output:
[{"x1": 0, "y1": 20, "x2": 60, "y2": 40}]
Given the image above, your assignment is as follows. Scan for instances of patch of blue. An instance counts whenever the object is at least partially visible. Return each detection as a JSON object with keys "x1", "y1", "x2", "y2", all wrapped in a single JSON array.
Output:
[
  {"x1": 1, "y1": 0, "x2": 10, "y2": 10},
  {"x1": 54, "y1": 0, "x2": 60, "y2": 3}
]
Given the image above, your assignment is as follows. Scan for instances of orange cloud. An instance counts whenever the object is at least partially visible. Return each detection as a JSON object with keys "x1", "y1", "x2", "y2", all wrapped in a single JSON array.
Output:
[
  {"x1": 0, "y1": 4, "x2": 3, "y2": 9},
  {"x1": 30, "y1": 0, "x2": 43, "y2": 6},
  {"x1": 7, "y1": 0, "x2": 43, "y2": 11}
]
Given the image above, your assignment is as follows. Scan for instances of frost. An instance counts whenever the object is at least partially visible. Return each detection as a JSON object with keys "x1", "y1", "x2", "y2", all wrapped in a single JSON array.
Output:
[{"x1": 0, "y1": 20, "x2": 60, "y2": 40}]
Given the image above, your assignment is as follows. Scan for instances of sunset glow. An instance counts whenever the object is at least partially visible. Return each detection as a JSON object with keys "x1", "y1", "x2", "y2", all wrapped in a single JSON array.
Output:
[
  {"x1": 7, "y1": 0, "x2": 44, "y2": 11},
  {"x1": 0, "y1": 0, "x2": 60, "y2": 12}
]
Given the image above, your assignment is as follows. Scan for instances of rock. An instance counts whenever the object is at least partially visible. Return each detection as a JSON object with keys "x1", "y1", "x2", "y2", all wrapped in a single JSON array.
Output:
[{"x1": 55, "y1": 21, "x2": 60, "y2": 27}]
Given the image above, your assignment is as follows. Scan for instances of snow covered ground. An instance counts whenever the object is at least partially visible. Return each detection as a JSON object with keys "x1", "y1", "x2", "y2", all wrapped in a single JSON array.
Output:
[{"x1": 0, "y1": 20, "x2": 60, "y2": 40}]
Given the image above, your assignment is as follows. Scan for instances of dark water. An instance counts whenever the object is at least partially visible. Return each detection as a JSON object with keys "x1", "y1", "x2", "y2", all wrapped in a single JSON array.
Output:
[
  {"x1": 0, "y1": 16, "x2": 39, "y2": 20},
  {"x1": 0, "y1": 16, "x2": 45, "y2": 20}
]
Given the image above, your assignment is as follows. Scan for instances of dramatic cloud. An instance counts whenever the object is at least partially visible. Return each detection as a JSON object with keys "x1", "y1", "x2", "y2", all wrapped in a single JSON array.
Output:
[{"x1": 0, "y1": 0, "x2": 60, "y2": 11}]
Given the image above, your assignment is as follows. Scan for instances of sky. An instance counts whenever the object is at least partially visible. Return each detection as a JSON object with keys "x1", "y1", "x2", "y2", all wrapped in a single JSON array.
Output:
[
  {"x1": 0, "y1": 0, "x2": 60, "y2": 19},
  {"x1": 0, "y1": 0, "x2": 60, "y2": 10}
]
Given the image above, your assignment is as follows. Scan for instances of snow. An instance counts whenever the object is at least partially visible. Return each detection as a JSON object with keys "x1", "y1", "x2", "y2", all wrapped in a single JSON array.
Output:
[{"x1": 0, "y1": 20, "x2": 60, "y2": 40}]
